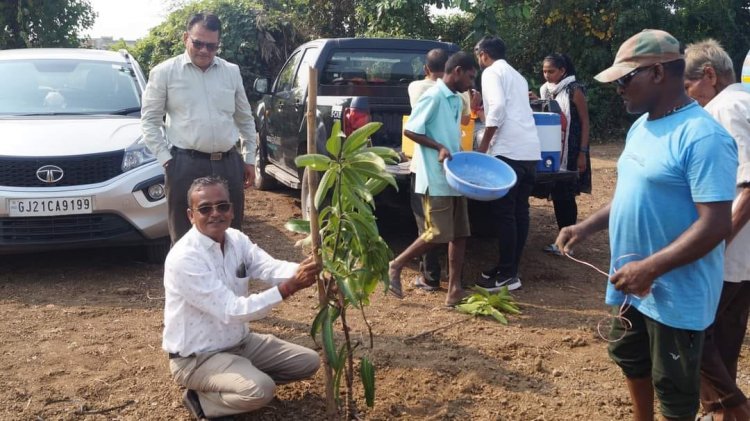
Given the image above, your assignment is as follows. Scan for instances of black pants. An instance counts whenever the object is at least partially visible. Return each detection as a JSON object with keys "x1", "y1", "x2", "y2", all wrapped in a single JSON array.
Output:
[
  {"x1": 551, "y1": 180, "x2": 578, "y2": 229},
  {"x1": 700, "y1": 281, "x2": 750, "y2": 412},
  {"x1": 164, "y1": 148, "x2": 246, "y2": 244},
  {"x1": 409, "y1": 174, "x2": 441, "y2": 285},
  {"x1": 489, "y1": 156, "x2": 537, "y2": 278}
]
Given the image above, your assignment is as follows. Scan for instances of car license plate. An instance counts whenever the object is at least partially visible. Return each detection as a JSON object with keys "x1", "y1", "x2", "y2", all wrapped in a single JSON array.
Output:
[{"x1": 8, "y1": 197, "x2": 94, "y2": 217}]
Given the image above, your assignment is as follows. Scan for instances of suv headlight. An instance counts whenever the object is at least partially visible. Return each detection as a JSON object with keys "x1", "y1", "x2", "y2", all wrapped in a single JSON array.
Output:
[{"x1": 122, "y1": 138, "x2": 156, "y2": 172}]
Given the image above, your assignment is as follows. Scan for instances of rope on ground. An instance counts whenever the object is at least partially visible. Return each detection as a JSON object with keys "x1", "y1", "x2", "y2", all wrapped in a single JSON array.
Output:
[
  {"x1": 74, "y1": 400, "x2": 135, "y2": 415},
  {"x1": 403, "y1": 317, "x2": 471, "y2": 343}
]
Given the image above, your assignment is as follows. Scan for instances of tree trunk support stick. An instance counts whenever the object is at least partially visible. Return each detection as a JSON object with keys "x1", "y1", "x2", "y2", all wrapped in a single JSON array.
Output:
[{"x1": 306, "y1": 66, "x2": 337, "y2": 419}]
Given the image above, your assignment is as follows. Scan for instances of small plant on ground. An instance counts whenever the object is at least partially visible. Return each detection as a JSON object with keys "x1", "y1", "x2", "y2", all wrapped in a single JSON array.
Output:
[
  {"x1": 285, "y1": 120, "x2": 399, "y2": 419},
  {"x1": 455, "y1": 286, "x2": 521, "y2": 324}
]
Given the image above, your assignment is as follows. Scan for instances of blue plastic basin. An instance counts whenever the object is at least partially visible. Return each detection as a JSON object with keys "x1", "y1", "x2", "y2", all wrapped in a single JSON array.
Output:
[{"x1": 443, "y1": 151, "x2": 517, "y2": 201}]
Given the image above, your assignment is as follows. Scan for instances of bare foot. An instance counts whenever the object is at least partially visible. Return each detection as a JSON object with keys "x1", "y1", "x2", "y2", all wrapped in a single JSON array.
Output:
[
  {"x1": 388, "y1": 261, "x2": 403, "y2": 299},
  {"x1": 444, "y1": 289, "x2": 468, "y2": 307}
]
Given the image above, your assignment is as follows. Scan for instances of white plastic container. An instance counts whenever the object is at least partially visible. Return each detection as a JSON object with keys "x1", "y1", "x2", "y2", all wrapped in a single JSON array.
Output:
[{"x1": 534, "y1": 112, "x2": 561, "y2": 172}]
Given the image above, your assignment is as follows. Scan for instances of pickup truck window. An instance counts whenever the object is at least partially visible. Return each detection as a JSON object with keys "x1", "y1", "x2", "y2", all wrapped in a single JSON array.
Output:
[
  {"x1": 275, "y1": 50, "x2": 302, "y2": 93},
  {"x1": 321, "y1": 50, "x2": 427, "y2": 86},
  {"x1": 292, "y1": 48, "x2": 319, "y2": 100}
]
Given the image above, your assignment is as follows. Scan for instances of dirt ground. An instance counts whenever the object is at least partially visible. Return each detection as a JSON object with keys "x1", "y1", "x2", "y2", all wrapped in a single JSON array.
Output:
[{"x1": 2, "y1": 142, "x2": 749, "y2": 421}]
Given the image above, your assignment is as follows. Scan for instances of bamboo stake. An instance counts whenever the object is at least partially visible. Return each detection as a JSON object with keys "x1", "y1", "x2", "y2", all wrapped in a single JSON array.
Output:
[{"x1": 306, "y1": 66, "x2": 337, "y2": 419}]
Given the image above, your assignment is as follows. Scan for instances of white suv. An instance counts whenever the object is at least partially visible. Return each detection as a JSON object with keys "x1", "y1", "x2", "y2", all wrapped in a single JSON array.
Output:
[{"x1": 0, "y1": 48, "x2": 168, "y2": 261}]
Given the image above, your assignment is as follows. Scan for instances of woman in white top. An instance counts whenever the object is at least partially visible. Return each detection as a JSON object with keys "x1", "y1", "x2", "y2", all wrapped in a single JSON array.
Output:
[{"x1": 534, "y1": 53, "x2": 591, "y2": 255}]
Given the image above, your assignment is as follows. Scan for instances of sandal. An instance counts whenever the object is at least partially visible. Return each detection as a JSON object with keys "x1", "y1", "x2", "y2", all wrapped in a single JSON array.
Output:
[{"x1": 388, "y1": 261, "x2": 404, "y2": 299}]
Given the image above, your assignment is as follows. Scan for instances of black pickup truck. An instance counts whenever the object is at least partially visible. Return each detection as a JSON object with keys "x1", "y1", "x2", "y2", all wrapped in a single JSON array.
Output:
[
  {"x1": 252, "y1": 38, "x2": 461, "y2": 215},
  {"x1": 252, "y1": 38, "x2": 576, "y2": 217}
]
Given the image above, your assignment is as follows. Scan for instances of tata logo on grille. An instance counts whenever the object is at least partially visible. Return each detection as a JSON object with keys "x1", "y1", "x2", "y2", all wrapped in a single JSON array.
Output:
[{"x1": 36, "y1": 165, "x2": 64, "y2": 183}]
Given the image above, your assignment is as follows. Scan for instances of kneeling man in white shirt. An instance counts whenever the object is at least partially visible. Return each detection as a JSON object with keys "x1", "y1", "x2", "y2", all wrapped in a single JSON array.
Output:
[{"x1": 162, "y1": 175, "x2": 320, "y2": 420}]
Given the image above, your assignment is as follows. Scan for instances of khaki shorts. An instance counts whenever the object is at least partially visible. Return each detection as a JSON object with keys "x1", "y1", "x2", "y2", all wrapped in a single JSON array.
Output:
[{"x1": 419, "y1": 195, "x2": 470, "y2": 244}]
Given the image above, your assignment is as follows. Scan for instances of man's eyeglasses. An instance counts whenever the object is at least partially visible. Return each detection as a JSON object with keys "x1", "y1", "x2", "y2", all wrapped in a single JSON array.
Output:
[
  {"x1": 190, "y1": 38, "x2": 219, "y2": 52},
  {"x1": 614, "y1": 65, "x2": 653, "y2": 87},
  {"x1": 193, "y1": 202, "x2": 232, "y2": 215}
]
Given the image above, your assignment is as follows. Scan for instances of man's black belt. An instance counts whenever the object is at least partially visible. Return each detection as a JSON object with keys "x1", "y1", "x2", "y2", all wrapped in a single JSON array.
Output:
[
  {"x1": 172, "y1": 146, "x2": 233, "y2": 161},
  {"x1": 168, "y1": 352, "x2": 194, "y2": 359}
]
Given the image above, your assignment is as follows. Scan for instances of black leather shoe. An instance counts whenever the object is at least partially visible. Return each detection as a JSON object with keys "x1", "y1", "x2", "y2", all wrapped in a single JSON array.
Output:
[{"x1": 183, "y1": 389, "x2": 207, "y2": 420}]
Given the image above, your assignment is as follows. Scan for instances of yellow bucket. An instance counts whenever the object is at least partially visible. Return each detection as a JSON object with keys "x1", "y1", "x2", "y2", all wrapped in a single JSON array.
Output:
[{"x1": 401, "y1": 115, "x2": 474, "y2": 158}]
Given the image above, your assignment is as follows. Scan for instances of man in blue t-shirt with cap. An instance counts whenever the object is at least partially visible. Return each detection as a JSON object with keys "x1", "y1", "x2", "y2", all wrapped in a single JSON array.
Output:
[{"x1": 556, "y1": 29, "x2": 738, "y2": 420}]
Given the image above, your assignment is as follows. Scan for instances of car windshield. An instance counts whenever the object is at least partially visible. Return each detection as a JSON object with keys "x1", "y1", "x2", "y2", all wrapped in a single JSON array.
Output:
[
  {"x1": 0, "y1": 59, "x2": 141, "y2": 115},
  {"x1": 321, "y1": 50, "x2": 427, "y2": 86}
]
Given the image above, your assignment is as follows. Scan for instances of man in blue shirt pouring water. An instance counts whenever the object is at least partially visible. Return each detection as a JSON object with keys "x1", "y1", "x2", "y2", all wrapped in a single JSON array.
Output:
[{"x1": 555, "y1": 30, "x2": 737, "y2": 420}]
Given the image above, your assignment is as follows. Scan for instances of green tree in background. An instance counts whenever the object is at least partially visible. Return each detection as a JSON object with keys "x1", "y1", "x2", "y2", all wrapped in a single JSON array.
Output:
[
  {"x1": 132, "y1": 0, "x2": 305, "y2": 84},
  {"x1": 129, "y1": 0, "x2": 749, "y2": 139},
  {"x1": 0, "y1": 0, "x2": 96, "y2": 49}
]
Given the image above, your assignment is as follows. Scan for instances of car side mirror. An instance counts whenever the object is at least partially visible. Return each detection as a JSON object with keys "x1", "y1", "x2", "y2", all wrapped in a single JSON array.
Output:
[{"x1": 253, "y1": 78, "x2": 269, "y2": 94}]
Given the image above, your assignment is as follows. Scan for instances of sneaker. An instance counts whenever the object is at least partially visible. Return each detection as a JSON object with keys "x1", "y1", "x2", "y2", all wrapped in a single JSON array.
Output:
[
  {"x1": 480, "y1": 266, "x2": 500, "y2": 279},
  {"x1": 475, "y1": 275, "x2": 522, "y2": 292}
]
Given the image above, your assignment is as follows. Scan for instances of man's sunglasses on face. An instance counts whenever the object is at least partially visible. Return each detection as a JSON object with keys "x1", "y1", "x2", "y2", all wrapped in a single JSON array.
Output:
[
  {"x1": 193, "y1": 202, "x2": 232, "y2": 215},
  {"x1": 614, "y1": 65, "x2": 654, "y2": 87},
  {"x1": 190, "y1": 38, "x2": 219, "y2": 52}
]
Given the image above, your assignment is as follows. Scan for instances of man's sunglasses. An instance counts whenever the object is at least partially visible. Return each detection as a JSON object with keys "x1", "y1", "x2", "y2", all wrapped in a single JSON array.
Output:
[
  {"x1": 190, "y1": 38, "x2": 219, "y2": 52},
  {"x1": 193, "y1": 202, "x2": 232, "y2": 215},
  {"x1": 614, "y1": 65, "x2": 654, "y2": 87}
]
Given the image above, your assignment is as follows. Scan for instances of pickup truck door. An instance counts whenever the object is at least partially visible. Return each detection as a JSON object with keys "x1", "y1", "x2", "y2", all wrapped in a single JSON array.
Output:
[
  {"x1": 266, "y1": 50, "x2": 302, "y2": 170},
  {"x1": 267, "y1": 47, "x2": 319, "y2": 175}
]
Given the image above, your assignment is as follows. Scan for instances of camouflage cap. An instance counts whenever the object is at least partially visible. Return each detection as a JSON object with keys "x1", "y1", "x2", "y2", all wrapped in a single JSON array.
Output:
[{"x1": 595, "y1": 29, "x2": 683, "y2": 83}]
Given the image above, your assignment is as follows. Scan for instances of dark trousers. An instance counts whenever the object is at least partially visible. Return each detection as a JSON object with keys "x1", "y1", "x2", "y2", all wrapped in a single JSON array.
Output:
[
  {"x1": 409, "y1": 174, "x2": 441, "y2": 285},
  {"x1": 551, "y1": 181, "x2": 578, "y2": 229},
  {"x1": 165, "y1": 148, "x2": 246, "y2": 244},
  {"x1": 490, "y1": 156, "x2": 537, "y2": 278},
  {"x1": 700, "y1": 281, "x2": 750, "y2": 412}
]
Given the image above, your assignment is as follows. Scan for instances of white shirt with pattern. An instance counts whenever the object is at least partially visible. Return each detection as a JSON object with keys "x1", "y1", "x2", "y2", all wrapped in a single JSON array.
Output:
[
  {"x1": 141, "y1": 52, "x2": 257, "y2": 166},
  {"x1": 705, "y1": 83, "x2": 750, "y2": 283},
  {"x1": 162, "y1": 227, "x2": 298, "y2": 356}
]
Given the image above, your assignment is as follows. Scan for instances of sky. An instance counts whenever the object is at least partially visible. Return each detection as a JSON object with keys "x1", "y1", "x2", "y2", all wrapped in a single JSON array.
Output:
[
  {"x1": 84, "y1": 0, "x2": 168, "y2": 40},
  {"x1": 83, "y1": 1, "x2": 460, "y2": 41}
]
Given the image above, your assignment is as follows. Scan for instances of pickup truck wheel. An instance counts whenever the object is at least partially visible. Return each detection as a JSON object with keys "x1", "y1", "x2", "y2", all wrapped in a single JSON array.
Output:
[{"x1": 254, "y1": 146, "x2": 277, "y2": 191}]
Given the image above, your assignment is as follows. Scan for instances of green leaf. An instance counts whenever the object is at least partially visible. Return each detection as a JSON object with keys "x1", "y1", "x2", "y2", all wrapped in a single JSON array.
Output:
[
  {"x1": 310, "y1": 305, "x2": 327, "y2": 343},
  {"x1": 321, "y1": 306, "x2": 337, "y2": 368},
  {"x1": 284, "y1": 219, "x2": 311, "y2": 234},
  {"x1": 295, "y1": 154, "x2": 332, "y2": 171},
  {"x1": 332, "y1": 344, "x2": 347, "y2": 403},
  {"x1": 343, "y1": 122, "x2": 383, "y2": 155},
  {"x1": 365, "y1": 178, "x2": 389, "y2": 195},
  {"x1": 315, "y1": 168, "x2": 336, "y2": 211},
  {"x1": 336, "y1": 275, "x2": 361, "y2": 309},
  {"x1": 326, "y1": 124, "x2": 342, "y2": 157},
  {"x1": 360, "y1": 357, "x2": 376, "y2": 408},
  {"x1": 349, "y1": 151, "x2": 386, "y2": 169},
  {"x1": 365, "y1": 146, "x2": 401, "y2": 163},
  {"x1": 490, "y1": 308, "x2": 509, "y2": 324}
]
